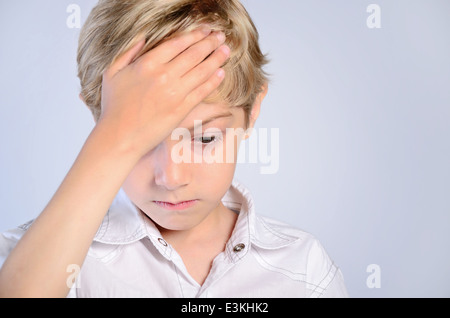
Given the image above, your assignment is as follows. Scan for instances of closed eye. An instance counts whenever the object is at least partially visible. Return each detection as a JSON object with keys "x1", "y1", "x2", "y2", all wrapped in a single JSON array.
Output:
[
  {"x1": 199, "y1": 136, "x2": 216, "y2": 144},
  {"x1": 193, "y1": 134, "x2": 223, "y2": 145}
]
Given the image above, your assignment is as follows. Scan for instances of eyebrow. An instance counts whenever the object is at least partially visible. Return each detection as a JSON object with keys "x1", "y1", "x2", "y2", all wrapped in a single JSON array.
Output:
[{"x1": 187, "y1": 111, "x2": 233, "y2": 132}]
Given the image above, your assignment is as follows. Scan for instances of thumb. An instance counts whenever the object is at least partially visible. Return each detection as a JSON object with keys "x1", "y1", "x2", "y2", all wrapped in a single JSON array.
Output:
[{"x1": 103, "y1": 38, "x2": 146, "y2": 79}]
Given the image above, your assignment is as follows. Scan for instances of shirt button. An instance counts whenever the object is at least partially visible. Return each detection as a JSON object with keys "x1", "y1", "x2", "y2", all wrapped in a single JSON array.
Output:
[
  {"x1": 158, "y1": 238, "x2": 168, "y2": 247},
  {"x1": 233, "y1": 243, "x2": 245, "y2": 253}
]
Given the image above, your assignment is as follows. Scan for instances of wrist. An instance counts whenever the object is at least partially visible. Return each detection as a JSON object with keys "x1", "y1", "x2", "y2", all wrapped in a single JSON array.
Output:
[{"x1": 89, "y1": 120, "x2": 144, "y2": 163}]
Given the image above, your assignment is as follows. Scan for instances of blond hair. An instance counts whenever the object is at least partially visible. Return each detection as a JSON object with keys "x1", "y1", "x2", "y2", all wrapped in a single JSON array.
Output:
[{"x1": 77, "y1": 0, "x2": 270, "y2": 127}]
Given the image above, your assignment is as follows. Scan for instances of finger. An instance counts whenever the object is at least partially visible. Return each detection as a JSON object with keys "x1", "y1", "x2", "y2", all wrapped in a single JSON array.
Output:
[
  {"x1": 168, "y1": 31, "x2": 226, "y2": 77},
  {"x1": 182, "y1": 44, "x2": 230, "y2": 92},
  {"x1": 183, "y1": 68, "x2": 226, "y2": 109},
  {"x1": 104, "y1": 38, "x2": 146, "y2": 79},
  {"x1": 142, "y1": 25, "x2": 212, "y2": 65}
]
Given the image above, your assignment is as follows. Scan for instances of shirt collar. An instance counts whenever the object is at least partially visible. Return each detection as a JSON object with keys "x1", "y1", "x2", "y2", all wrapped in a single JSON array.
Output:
[{"x1": 93, "y1": 180, "x2": 299, "y2": 252}]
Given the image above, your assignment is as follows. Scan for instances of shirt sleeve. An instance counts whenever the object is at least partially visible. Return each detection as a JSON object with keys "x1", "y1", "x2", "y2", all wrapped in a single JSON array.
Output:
[
  {"x1": 306, "y1": 238, "x2": 349, "y2": 298},
  {"x1": 0, "y1": 224, "x2": 29, "y2": 269},
  {"x1": 319, "y1": 267, "x2": 349, "y2": 298}
]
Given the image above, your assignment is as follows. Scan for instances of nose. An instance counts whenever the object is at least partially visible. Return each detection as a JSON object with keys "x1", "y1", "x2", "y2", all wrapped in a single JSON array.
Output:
[{"x1": 153, "y1": 141, "x2": 191, "y2": 191}]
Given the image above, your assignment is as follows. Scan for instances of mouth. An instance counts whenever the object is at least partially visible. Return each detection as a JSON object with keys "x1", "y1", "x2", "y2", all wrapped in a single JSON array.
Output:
[{"x1": 153, "y1": 200, "x2": 198, "y2": 211}]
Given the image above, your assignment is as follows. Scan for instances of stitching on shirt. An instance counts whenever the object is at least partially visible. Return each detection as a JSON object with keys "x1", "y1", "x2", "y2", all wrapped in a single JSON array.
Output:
[
  {"x1": 316, "y1": 265, "x2": 338, "y2": 298},
  {"x1": 253, "y1": 248, "x2": 307, "y2": 277},
  {"x1": 252, "y1": 248, "x2": 307, "y2": 282},
  {"x1": 250, "y1": 234, "x2": 288, "y2": 248},
  {"x1": 98, "y1": 228, "x2": 147, "y2": 244},
  {"x1": 173, "y1": 262, "x2": 185, "y2": 298},
  {"x1": 316, "y1": 264, "x2": 334, "y2": 290},
  {"x1": 89, "y1": 244, "x2": 123, "y2": 263},
  {"x1": 138, "y1": 211, "x2": 173, "y2": 260},
  {"x1": 237, "y1": 209, "x2": 251, "y2": 262},
  {"x1": 227, "y1": 235, "x2": 238, "y2": 263},
  {"x1": 17, "y1": 219, "x2": 34, "y2": 231},
  {"x1": 309, "y1": 263, "x2": 337, "y2": 297},
  {"x1": 239, "y1": 208, "x2": 251, "y2": 262},
  {"x1": 226, "y1": 206, "x2": 250, "y2": 263},
  {"x1": 162, "y1": 244, "x2": 173, "y2": 259},
  {"x1": 253, "y1": 247, "x2": 337, "y2": 292},
  {"x1": 225, "y1": 241, "x2": 234, "y2": 263},
  {"x1": 257, "y1": 217, "x2": 293, "y2": 241}
]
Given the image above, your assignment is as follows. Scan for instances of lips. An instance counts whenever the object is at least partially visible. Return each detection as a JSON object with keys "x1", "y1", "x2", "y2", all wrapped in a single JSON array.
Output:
[{"x1": 153, "y1": 200, "x2": 198, "y2": 211}]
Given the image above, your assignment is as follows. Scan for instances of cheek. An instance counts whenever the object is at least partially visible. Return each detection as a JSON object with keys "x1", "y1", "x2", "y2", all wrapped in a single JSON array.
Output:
[
  {"x1": 122, "y1": 160, "x2": 152, "y2": 198},
  {"x1": 224, "y1": 131, "x2": 245, "y2": 163},
  {"x1": 198, "y1": 159, "x2": 237, "y2": 199}
]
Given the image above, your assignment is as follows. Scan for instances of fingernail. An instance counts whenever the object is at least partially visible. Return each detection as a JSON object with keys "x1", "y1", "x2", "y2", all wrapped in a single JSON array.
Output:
[
  {"x1": 217, "y1": 69, "x2": 225, "y2": 78},
  {"x1": 220, "y1": 45, "x2": 230, "y2": 56},
  {"x1": 216, "y1": 32, "x2": 226, "y2": 43},
  {"x1": 200, "y1": 25, "x2": 212, "y2": 35}
]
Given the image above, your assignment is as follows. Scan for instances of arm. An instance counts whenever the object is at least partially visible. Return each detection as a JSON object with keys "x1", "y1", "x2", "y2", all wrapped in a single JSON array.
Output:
[
  {"x1": 0, "y1": 123, "x2": 141, "y2": 297},
  {"x1": 0, "y1": 26, "x2": 229, "y2": 297}
]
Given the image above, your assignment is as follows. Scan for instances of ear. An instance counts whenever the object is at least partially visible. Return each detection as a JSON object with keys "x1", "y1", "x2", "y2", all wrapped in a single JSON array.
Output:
[{"x1": 244, "y1": 83, "x2": 268, "y2": 139}]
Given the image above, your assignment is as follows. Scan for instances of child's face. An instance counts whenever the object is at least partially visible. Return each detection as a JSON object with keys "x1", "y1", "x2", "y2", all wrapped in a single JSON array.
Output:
[{"x1": 121, "y1": 101, "x2": 249, "y2": 231}]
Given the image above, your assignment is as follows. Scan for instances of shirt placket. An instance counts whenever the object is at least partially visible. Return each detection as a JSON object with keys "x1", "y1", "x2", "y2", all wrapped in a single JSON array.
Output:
[
  {"x1": 143, "y1": 220, "x2": 202, "y2": 297},
  {"x1": 196, "y1": 222, "x2": 251, "y2": 297},
  {"x1": 157, "y1": 236, "x2": 203, "y2": 297}
]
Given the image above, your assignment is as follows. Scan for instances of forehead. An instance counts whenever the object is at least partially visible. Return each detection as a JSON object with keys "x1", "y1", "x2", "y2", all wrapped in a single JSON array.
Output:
[{"x1": 180, "y1": 101, "x2": 245, "y2": 126}]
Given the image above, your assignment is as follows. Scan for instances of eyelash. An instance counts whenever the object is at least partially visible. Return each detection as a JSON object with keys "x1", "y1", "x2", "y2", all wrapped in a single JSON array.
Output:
[{"x1": 193, "y1": 134, "x2": 223, "y2": 145}]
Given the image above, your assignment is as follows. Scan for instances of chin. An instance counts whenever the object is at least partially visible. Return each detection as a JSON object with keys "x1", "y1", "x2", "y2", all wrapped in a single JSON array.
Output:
[{"x1": 144, "y1": 209, "x2": 207, "y2": 232}]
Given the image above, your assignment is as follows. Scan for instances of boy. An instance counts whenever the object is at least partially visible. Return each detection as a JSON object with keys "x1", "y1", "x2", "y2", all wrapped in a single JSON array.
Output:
[{"x1": 0, "y1": 0, "x2": 348, "y2": 297}]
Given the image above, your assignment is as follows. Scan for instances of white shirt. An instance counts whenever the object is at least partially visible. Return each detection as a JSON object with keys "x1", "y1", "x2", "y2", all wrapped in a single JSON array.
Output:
[{"x1": 0, "y1": 181, "x2": 349, "y2": 298}]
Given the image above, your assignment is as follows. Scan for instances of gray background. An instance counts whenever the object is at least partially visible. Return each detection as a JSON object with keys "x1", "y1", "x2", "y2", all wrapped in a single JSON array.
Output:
[{"x1": 0, "y1": 0, "x2": 449, "y2": 297}]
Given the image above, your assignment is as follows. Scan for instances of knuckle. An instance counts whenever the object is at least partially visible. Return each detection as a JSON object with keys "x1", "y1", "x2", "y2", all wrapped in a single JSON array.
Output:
[
  {"x1": 164, "y1": 86, "x2": 183, "y2": 104},
  {"x1": 210, "y1": 36, "x2": 220, "y2": 51},
  {"x1": 210, "y1": 51, "x2": 226, "y2": 66},
  {"x1": 188, "y1": 45, "x2": 203, "y2": 59},
  {"x1": 166, "y1": 101, "x2": 186, "y2": 119},
  {"x1": 197, "y1": 86, "x2": 209, "y2": 99},
  {"x1": 155, "y1": 70, "x2": 170, "y2": 86},
  {"x1": 136, "y1": 54, "x2": 154, "y2": 69},
  {"x1": 197, "y1": 82, "x2": 215, "y2": 99},
  {"x1": 213, "y1": 32, "x2": 225, "y2": 46},
  {"x1": 170, "y1": 36, "x2": 186, "y2": 52},
  {"x1": 183, "y1": 94, "x2": 196, "y2": 108},
  {"x1": 167, "y1": 88, "x2": 179, "y2": 100},
  {"x1": 133, "y1": 58, "x2": 156, "y2": 77}
]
